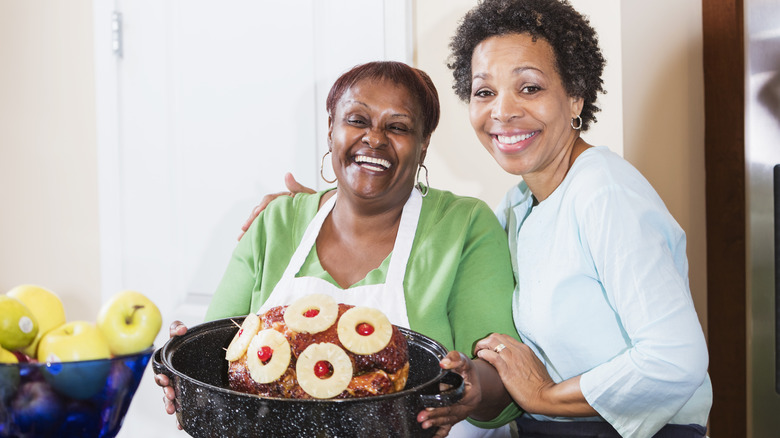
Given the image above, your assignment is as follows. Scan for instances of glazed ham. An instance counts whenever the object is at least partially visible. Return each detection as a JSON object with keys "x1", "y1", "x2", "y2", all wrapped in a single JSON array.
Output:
[{"x1": 226, "y1": 301, "x2": 410, "y2": 399}]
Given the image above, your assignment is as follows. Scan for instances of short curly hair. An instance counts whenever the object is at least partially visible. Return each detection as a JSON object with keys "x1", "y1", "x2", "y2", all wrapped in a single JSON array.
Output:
[{"x1": 448, "y1": 0, "x2": 606, "y2": 131}]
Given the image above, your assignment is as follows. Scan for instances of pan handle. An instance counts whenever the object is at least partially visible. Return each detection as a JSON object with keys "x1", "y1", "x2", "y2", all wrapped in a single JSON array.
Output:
[
  {"x1": 419, "y1": 370, "x2": 465, "y2": 407},
  {"x1": 151, "y1": 347, "x2": 172, "y2": 380}
]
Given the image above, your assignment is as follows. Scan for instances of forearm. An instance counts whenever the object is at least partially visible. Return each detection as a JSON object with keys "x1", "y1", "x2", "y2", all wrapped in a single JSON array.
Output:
[
  {"x1": 469, "y1": 359, "x2": 513, "y2": 421},
  {"x1": 475, "y1": 335, "x2": 598, "y2": 418},
  {"x1": 525, "y1": 375, "x2": 597, "y2": 417}
]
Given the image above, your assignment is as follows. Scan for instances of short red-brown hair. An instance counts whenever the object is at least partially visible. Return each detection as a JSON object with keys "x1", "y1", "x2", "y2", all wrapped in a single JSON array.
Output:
[{"x1": 326, "y1": 61, "x2": 440, "y2": 139}]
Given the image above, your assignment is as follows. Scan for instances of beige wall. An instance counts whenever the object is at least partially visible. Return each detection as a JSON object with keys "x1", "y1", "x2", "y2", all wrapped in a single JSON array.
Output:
[
  {"x1": 619, "y1": 1, "x2": 707, "y2": 333},
  {"x1": 0, "y1": 0, "x2": 706, "y2": 330},
  {"x1": 0, "y1": 0, "x2": 101, "y2": 321}
]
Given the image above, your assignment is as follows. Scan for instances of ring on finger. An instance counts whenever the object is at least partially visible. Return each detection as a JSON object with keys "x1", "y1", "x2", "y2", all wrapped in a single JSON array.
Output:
[{"x1": 494, "y1": 343, "x2": 506, "y2": 353}]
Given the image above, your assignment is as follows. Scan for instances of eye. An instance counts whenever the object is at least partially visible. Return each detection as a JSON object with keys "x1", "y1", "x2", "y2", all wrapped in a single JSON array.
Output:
[
  {"x1": 389, "y1": 124, "x2": 410, "y2": 133},
  {"x1": 473, "y1": 88, "x2": 494, "y2": 98},
  {"x1": 347, "y1": 117, "x2": 367, "y2": 126},
  {"x1": 521, "y1": 85, "x2": 542, "y2": 94}
]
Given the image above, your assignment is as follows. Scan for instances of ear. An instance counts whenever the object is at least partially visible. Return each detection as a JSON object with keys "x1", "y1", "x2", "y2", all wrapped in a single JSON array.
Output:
[
  {"x1": 570, "y1": 96, "x2": 584, "y2": 119},
  {"x1": 419, "y1": 135, "x2": 431, "y2": 164},
  {"x1": 327, "y1": 115, "x2": 334, "y2": 150}
]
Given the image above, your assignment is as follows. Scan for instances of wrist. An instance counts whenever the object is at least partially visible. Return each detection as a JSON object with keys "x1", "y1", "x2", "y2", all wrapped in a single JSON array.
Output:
[
  {"x1": 469, "y1": 359, "x2": 513, "y2": 421},
  {"x1": 532, "y1": 381, "x2": 559, "y2": 416},
  {"x1": 532, "y1": 377, "x2": 597, "y2": 417}
]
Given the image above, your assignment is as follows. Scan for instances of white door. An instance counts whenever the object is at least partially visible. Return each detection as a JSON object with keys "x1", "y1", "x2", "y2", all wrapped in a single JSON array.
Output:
[{"x1": 93, "y1": 1, "x2": 411, "y2": 435}]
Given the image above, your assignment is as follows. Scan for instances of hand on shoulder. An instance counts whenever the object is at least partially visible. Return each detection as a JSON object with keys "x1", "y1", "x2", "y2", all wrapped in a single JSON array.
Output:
[{"x1": 238, "y1": 173, "x2": 315, "y2": 240}]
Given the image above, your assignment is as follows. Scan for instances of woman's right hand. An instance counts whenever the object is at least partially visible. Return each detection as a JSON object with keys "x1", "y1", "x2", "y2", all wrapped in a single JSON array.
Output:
[
  {"x1": 154, "y1": 320, "x2": 189, "y2": 428},
  {"x1": 416, "y1": 351, "x2": 481, "y2": 436},
  {"x1": 237, "y1": 172, "x2": 315, "y2": 241}
]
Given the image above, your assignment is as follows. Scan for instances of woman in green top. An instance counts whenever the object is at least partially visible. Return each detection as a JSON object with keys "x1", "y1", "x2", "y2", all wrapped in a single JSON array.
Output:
[{"x1": 156, "y1": 61, "x2": 520, "y2": 437}]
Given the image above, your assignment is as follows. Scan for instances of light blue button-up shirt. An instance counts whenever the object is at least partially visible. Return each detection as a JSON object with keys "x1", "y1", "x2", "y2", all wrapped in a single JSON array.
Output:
[{"x1": 496, "y1": 146, "x2": 712, "y2": 437}]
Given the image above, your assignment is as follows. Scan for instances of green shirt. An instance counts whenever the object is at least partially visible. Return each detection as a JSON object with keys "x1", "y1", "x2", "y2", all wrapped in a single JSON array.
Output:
[{"x1": 206, "y1": 188, "x2": 521, "y2": 427}]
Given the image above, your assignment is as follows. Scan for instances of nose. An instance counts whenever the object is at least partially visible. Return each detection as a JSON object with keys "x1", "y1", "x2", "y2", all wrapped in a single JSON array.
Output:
[
  {"x1": 362, "y1": 127, "x2": 388, "y2": 149},
  {"x1": 491, "y1": 93, "x2": 522, "y2": 123}
]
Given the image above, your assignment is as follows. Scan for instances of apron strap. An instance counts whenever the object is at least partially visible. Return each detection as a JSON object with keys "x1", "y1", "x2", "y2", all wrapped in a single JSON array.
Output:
[
  {"x1": 275, "y1": 192, "x2": 338, "y2": 286},
  {"x1": 384, "y1": 189, "x2": 422, "y2": 288}
]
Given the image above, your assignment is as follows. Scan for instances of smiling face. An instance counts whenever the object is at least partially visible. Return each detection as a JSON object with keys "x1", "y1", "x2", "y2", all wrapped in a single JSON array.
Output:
[
  {"x1": 469, "y1": 33, "x2": 583, "y2": 186},
  {"x1": 328, "y1": 78, "x2": 429, "y2": 207}
]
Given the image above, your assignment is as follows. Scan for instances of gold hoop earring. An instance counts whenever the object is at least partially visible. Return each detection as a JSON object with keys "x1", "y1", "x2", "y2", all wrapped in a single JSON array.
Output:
[
  {"x1": 571, "y1": 115, "x2": 583, "y2": 130},
  {"x1": 416, "y1": 164, "x2": 429, "y2": 198},
  {"x1": 320, "y1": 151, "x2": 337, "y2": 184}
]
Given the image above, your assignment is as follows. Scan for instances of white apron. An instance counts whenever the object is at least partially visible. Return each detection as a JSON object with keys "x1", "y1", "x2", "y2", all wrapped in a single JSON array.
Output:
[
  {"x1": 258, "y1": 189, "x2": 512, "y2": 438},
  {"x1": 258, "y1": 190, "x2": 419, "y2": 327}
]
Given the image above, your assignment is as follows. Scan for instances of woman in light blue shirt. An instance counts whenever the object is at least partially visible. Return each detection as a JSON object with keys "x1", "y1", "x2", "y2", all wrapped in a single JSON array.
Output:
[{"x1": 436, "y1": 0, "x2": 712, "y2": 437}]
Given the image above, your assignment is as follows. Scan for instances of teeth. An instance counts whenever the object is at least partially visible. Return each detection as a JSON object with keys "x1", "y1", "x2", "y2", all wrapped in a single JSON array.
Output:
[
  {"x1": 496, "y1": 132, "x2": 536, "y2": 144},
  {"x1": 355, "y1": 155, "x2": 391, "y2": 170}
]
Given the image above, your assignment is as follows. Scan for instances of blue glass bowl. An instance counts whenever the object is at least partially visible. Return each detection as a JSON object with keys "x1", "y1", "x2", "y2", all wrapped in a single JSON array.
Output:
[{"x1": 0, "y1": 347, "x2": 153, "y2": 438}]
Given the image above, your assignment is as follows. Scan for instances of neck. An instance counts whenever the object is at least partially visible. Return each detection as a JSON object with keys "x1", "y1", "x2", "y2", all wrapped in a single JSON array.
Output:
[
  {"x1": 328, "y1": 189, "x2": 409, "y2": 241},
  {"x1": 316, "y1": 189, "x2": 410, "y2": 288},
  {"x1": 524, "y1": 135, "x2": 590, "y2": 203}
]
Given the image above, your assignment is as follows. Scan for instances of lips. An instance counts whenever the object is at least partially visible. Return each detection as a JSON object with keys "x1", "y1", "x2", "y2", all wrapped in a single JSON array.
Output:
[
  {"x1": 492, "y1": 131, "x2": 538, "y2": 153},
  {"x1": 354, "y1": 154, "x2": 392, "y2": 171}
]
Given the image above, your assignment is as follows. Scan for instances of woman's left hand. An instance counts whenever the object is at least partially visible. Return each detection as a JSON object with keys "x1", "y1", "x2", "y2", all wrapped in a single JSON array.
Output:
[
  {"x1": 475, "y1": 333, "x2": 554, "y2": 414},
  {"x1": 476, "y1": 334, "x2": 597, "y2": 417},
  {"x1": 417, "y1": 350, "x2": 481, "y2": 437}
]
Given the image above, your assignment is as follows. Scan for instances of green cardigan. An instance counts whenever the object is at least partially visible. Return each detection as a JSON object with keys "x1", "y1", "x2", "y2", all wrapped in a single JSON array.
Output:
[{"x1": 206, "y1": 188, "x2": 522, "y2": 427}]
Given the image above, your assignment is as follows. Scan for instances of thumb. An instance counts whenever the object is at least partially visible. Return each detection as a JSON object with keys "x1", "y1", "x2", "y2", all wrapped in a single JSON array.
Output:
[
  {"x1": 440, "y1": 351, "x2": 468, "y2": 372},
  {"x1": 284, "y1": 173, "x2": 315, "y2": 194}
]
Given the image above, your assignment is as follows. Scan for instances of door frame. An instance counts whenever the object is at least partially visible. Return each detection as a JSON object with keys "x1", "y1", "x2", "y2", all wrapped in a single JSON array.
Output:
[{"x1": 703, "y1": 0, "x2": 746, "y2": 435}]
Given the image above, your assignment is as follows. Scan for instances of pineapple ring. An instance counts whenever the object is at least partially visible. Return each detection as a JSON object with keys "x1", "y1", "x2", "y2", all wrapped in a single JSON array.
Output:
[
  {"x1": 337, "y1": 306, "x2": 393, "y2": 355},
  {"x1": 225, "y1": 313, "x2": 261, "y2": 361},
  {"x1": 296, "y1": 343, "x2": 353, "y2": 399},
  {"x1": 283, "y1": 293, "x2": 338, "y2": 334},
  {"x1": 246, "y1": 329, "x2": 291, "y2": 384}
]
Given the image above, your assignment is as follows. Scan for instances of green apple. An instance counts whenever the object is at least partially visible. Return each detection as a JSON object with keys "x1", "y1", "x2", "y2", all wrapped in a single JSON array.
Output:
[
  {"x1": 37, "y1": 321, "x2": 111, "y2": 363},
  {"x1": 37, "y1": 321, "x2": 112, "y2": 399},
  {"x1": 0, "y1": 346, "x2": 18, "y2": 363},
  {"x1": 97, "y1": 290, "x2": 162, "y2": 356},
  {"x1": 7, "y1": 284, "x2": 67, "y2": 357},
  {"x1": 0, "y1": 295, "x2": 38, "y2": 351}
]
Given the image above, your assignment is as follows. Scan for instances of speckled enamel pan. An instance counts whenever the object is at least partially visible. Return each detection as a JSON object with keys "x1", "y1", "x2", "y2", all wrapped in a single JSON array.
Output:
[{"x1": 153, "y1": 317, "x2": 464, "y2": 438}]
